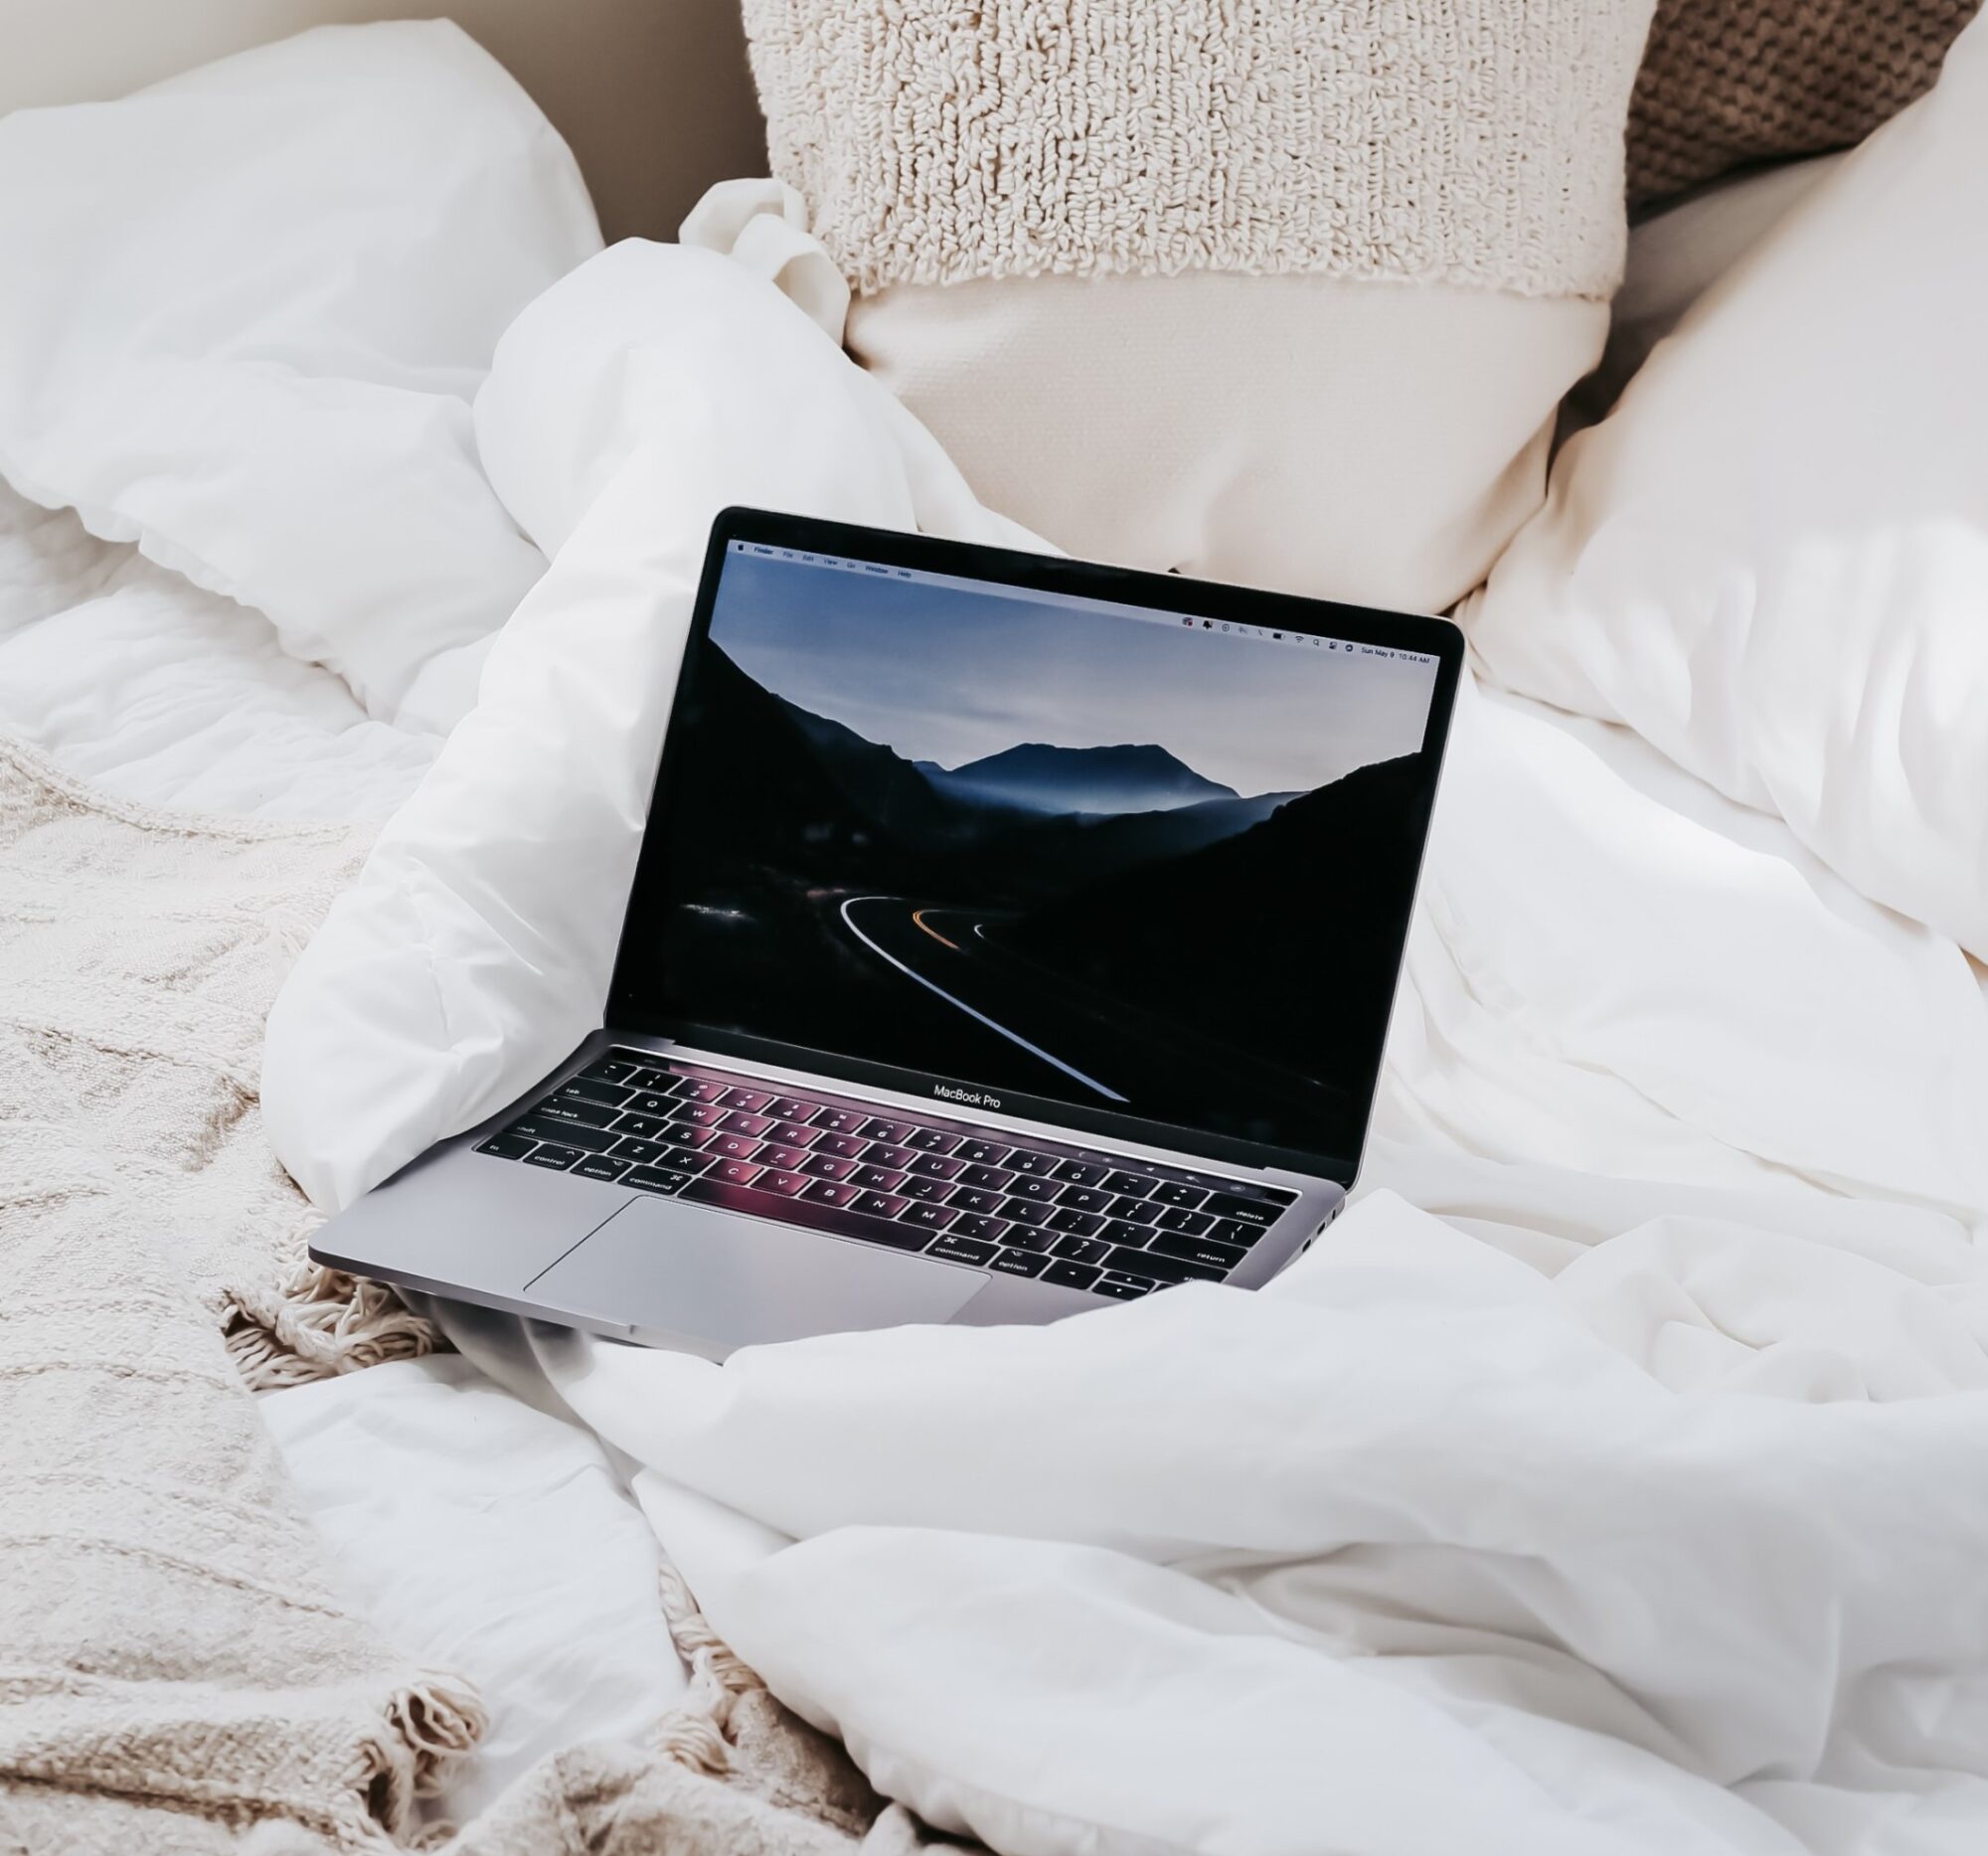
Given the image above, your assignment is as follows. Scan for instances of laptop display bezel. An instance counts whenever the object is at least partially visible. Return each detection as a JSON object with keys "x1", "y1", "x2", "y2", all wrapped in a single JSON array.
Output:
[{"x1": 606, "y1": 508, "x2": 1463, "y2": 1189}]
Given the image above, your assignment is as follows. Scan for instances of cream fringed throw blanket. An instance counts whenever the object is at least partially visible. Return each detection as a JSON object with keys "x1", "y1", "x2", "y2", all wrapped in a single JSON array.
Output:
[
  {"x1": 0, "y1": 735, "x2": 963, "y2": 1855},
  {"x1": 0, "y1": 737, "x2": 468, "y2": 1853}
]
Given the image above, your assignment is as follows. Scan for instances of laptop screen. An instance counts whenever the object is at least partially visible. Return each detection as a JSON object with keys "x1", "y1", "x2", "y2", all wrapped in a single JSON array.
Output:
[{"x1": 622, "y1": 522, "x2": 1454, "y2": 1179}]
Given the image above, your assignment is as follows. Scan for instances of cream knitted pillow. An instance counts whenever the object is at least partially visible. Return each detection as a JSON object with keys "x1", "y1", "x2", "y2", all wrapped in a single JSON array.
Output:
[{"x1": 744, "y1": 0, "x2": 1657, "y2": 612}]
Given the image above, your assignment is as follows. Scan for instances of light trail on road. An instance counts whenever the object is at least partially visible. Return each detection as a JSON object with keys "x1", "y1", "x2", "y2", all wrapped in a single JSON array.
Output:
[{"x1": 840, "y1": 896, "x2": 1127, "y2": 1102}]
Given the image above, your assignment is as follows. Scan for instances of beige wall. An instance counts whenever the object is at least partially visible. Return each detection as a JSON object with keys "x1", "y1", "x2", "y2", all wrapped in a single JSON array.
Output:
[{"x1": 0, "y1": 0, "x2": 768, "y2": 243}]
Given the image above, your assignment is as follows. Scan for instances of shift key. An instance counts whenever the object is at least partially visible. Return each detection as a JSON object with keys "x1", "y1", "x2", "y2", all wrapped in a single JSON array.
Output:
[{"x1": 1103, "y1": 1245, "x2": 1223, "y2": 1284}]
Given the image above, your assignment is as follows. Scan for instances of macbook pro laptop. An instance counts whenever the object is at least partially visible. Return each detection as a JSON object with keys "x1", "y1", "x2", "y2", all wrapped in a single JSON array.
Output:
[{"x1": 312, "y1": 509, "x2": 1462, "y2": 1357}]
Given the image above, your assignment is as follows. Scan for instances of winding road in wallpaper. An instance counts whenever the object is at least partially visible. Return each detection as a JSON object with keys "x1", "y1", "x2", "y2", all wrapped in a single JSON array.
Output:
[
  {"x1": 838, "y1": 894, "x2": 1134, "y2": 1100},
  {"x1": 837, "y1": 889, "x2": 1353, "y2": 1114}
]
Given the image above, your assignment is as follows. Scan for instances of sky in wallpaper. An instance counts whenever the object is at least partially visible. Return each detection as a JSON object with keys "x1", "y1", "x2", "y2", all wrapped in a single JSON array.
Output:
[{"x1": 712, "y1": 549, "x2": 1438, "y2": 798}]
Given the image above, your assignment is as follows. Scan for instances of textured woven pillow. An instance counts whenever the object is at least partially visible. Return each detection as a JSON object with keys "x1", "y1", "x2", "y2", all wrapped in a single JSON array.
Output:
[
  {"x1": 743, "y1": 0, "x2": 1657, "y2": 615},
  {"x1": 1626, "y1": 0, "x2": 1982, "y2": 203}
]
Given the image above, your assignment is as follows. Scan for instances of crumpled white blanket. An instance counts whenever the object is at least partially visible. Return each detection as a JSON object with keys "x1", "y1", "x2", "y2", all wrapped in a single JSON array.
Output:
[
  {"x1": 603, "y1": 1186, "x2": 1988, "y2": 1856},
  {"x1": 424, "y1": 1141, "x2": 1988, "y2": 1854},
  {"x1": 253, "y1": 187, "x2": 1988, "y2": 1852}
]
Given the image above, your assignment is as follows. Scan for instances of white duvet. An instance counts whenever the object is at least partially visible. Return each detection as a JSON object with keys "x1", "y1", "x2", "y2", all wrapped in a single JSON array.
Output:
[{"x1": 6, "y1": 24, "x2": 1988, "y2": 1855}]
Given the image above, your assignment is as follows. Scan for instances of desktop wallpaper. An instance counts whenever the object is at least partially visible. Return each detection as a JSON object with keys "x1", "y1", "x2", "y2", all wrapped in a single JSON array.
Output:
[{"x1": 650, "y1": 548, "x2": 1442, "y2": 1162}]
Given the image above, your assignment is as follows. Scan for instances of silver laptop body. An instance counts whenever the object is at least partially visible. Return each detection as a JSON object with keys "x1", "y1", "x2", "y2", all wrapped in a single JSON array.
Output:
[{"x1": 313, "y1": 510, "x2": 1462, "y2": 1359}]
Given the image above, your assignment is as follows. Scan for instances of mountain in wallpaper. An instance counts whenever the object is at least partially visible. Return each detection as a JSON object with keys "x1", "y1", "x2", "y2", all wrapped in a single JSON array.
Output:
[
  {"x1": 708, "y1": 643, "x2": 1289, "y2": 890},
  {"x1": 918, "y1": 741, "x2": 1239, "y2": 816}
]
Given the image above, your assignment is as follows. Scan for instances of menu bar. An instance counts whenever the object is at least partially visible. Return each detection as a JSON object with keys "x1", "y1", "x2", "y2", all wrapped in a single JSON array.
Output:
[{"x1": 726, "y1": 541, "x2": 1436, "y2": 665}]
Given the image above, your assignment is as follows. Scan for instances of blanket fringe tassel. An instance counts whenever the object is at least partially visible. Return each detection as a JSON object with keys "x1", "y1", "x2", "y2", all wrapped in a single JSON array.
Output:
[
  {"x1": 651, "y1": 1555, "x2": 765, "y2": 1774},
  {"x1": 242, "y1": 1671, "x2": 488, "y2": 1855},
  {"x1": 228, "y1": 1245, "x2": 442, "y2": 1391},
  {"x1": 336, "y1": 1669, "x2": 491, "y2": 1852}
]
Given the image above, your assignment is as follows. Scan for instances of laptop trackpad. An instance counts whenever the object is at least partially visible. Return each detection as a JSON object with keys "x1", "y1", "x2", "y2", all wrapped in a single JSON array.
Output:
[{"x1": 528, "y1": 1195, "x2": 985, "y2": 1351}]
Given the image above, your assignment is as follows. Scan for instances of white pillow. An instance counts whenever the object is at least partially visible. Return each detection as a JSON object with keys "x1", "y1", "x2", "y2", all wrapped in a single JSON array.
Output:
[
  {"x1": 0, "y1": 22, "x2": 600, "y2": 732},
  {"x1": 1465, "y1": 17, "x2": 1988, "y2": 959},
  {"x1": 1560, "y1": 152, "x2": 1846, "y2": 434}
]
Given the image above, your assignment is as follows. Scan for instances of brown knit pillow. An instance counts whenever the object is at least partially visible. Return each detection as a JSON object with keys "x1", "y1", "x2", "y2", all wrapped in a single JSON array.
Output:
[{"x1": 1626, "y1": 0, "x2": 1982, "y2": 203}]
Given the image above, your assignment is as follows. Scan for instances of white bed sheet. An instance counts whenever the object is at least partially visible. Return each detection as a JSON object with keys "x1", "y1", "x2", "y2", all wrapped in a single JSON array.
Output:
[
  {"x1": 0, "y1": 482, "x2": 432, "y2": 820},
  {"x1": 257, "y1": 1355, "x2": 689, "y2": 1826}
]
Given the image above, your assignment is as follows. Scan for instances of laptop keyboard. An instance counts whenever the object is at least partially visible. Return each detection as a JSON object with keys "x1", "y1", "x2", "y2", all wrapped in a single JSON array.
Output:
[{"x1": 475, "y1": 1050, "x2": 1298, "y2": 1300}]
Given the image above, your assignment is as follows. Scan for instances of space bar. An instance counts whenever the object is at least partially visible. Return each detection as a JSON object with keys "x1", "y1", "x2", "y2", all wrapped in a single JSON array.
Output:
[{"x1": 679, "y1": 1175, "x2": 938, "y2": 1254}]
